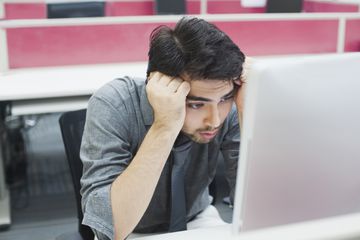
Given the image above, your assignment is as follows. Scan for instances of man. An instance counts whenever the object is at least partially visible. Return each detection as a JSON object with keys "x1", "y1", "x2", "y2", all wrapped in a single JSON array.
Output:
[{"x1": 80, "y1": 17, "x2": 246, "y2": 240}]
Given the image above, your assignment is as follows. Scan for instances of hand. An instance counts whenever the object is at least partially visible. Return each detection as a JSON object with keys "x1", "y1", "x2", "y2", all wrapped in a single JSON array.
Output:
[
  {"x1": 234, "y1": 57, "x2": 253, "y2": 129},
  {"x1": 146, "y1": 72, "x2": 191, "y2": 131}
]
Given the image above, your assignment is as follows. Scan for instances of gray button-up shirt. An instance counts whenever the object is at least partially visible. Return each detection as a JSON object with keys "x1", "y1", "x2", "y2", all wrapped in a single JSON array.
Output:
[{"x1": 80, "y1": 77, "x2": 240, "y2": 239}]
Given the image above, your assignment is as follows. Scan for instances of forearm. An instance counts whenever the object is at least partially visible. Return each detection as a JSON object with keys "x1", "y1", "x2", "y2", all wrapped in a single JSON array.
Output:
[{"x1": 110, "y1": 123, "x2": 179, "y2": 240}]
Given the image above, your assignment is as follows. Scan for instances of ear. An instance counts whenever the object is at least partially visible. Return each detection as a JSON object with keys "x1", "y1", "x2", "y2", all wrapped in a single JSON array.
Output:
[{"x1": 234, "y1": 79, "x2": 242, "y2": 87}]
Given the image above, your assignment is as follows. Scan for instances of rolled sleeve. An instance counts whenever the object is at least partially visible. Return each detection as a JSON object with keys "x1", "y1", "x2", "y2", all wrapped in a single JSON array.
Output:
[
  {"x1": 80, "y1": 83, "x2": 135, "y2": 240},
  {"x1": 82, "y1": 185, "x2": 113, "y2": 239}
]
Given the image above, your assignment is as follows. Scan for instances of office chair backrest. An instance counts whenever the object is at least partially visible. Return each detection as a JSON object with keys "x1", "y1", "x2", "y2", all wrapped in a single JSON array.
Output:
[{"x1": 59, "y1": 109, "x2": 94, "y2": 240}]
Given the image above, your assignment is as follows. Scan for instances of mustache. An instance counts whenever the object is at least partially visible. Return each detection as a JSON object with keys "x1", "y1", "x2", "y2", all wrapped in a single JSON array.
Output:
[{"x1": 198, "y1": 125, "x2": 221, "y2": 132}]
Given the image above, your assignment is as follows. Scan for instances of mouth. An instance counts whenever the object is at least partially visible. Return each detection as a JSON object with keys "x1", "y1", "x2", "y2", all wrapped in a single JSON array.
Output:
[{"x1": 199, "y1": 130, "x2": 218, "y2": 140}]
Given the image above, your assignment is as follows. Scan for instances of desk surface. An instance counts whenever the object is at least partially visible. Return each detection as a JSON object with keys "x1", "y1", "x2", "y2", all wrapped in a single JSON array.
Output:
[
  {"x1": 134, "y1": 213, "x2": 360, "y2": 240},
  {"x1": 0, "y1": 62, "x2": 147, "y2": 115},
  {"x1": 0, "y1": 62, "x2": 147, "y2": 101}
]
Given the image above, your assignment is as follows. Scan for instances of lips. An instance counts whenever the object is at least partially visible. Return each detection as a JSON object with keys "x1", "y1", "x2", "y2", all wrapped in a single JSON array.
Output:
[{"x1": 199, "y1": 130, "x2": 218, "y2": 140}]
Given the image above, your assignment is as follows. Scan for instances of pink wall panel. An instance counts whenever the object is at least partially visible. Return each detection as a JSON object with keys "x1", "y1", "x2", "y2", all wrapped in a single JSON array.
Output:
[
  {"x1": 7, "y1": 23, "x2": 175, "y2": 68},
  {"x1": 7, "y1": 20, "x2": 341, "y2": 69},
  {"x1": 3, "y1": 0, "x2": 268, "y2": 19},
  {"x1": 208, "y1": 1, "x2": 265, "y2": 14},
  {"x1": 104, "y1": 0, "x2": 201, "y2": 16},
  {"x1": 105, "y1": 0, "x2": 263, "y2": 15},
  {"x1": 5, "y1": 3, "x2": 47, "y2": 19},
  {"x1": 345, "y1": 19, "x2": 360, "y2": 52},
  {"x1": 213, "y1": 20, "x2": 339, "y2": 56},
  {"x1": 187, "y1": 1, "x2": 201, "y2": 14},
  {"x1": 106, "y1": 1, "x2": 154, "y2": 16},
  {"x1": 304, "y1": 1, "x2": 359, "y2": 13}
]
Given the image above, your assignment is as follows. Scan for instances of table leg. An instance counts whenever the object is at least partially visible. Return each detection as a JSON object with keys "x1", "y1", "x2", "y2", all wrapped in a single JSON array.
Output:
[{"x1": 0, "y1": 118, "x2": 11, "y2": 230}]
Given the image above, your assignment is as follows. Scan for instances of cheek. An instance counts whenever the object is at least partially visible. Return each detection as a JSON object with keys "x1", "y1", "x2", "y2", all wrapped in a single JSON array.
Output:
[
  {"x1": 219, "y1": 102, "x2": 233, "y2": 120},
  {"x1": 184, "y1": 109, "x2": 205, "y2": 129}
]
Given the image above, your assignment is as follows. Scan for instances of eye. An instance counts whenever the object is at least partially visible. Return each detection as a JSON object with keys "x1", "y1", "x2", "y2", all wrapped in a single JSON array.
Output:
[{"x1": 187, "y1": 103, "x2": 204, "y2": 109}]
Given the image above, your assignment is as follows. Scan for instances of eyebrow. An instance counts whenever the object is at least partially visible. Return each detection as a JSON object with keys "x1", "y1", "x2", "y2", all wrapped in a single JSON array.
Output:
[{"x1": 186, "y1": 88, "x2": 235, "y2": 102}]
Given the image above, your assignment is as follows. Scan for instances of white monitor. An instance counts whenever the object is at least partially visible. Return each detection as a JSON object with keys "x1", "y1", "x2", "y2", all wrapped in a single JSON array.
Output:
[{"x1": 232, "y1": 53, "x2": 360, "y2": 234}]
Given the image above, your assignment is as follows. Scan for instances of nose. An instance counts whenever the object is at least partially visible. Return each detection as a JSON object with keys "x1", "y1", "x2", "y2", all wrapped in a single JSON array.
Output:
[{"x1": 204, "y1": 106, "x2": 221, "y2": 129}]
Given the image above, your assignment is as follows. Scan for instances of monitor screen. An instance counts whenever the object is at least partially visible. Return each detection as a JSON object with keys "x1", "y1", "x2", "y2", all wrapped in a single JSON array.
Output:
[
  {"x1": 232, "y1": 53, "x2": 360, "y2": 233},
  {"x1": 47, "y1": 1, "x2": 105, "y2": 18},
  {"x1": 266, "y1": 0, "x2": 303, "y2": 13},
  {"x1": 154, "y1": 0, "x2": 186, "y2": 15}
]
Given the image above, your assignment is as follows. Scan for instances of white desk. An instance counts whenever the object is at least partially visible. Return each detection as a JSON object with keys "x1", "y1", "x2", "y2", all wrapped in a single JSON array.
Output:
[
  {"x1": 0, "y1": 62, "x2": 147, "y2": 115},
  {"x1": 134, "y1": 213, "x2": 360, "y2": 240},
  {"x1": 0, "y1": 62, "x2": 147, "y2": 228}
]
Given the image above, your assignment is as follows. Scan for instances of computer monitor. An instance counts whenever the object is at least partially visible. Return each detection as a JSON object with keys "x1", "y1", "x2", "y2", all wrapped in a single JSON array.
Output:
[
  {"x1": 155, "y1": 0, "x2": 186, "y2": 15},
  {"x1": 232, "y1": 53, "x2": 360, "y2": 233},
  {"x1": 266, "y1": 0, "x2": 303, "y2": 13},
  {"x1": 47, "y1": 1, "x2": 105, "y2": 18}
]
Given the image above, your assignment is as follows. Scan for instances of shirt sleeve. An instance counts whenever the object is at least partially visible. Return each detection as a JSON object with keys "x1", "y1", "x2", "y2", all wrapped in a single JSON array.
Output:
[
  {"x1": 80, "y1": 86, "x2": 134, "y2": 240},
  {"x1": 221, "y1": 105, "x2": 240, "y2": 205}
]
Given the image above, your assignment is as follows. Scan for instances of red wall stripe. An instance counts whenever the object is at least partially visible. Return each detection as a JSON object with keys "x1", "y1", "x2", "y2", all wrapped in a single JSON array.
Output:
[
  {"x1": 345, "y1": 19, "x2": 360, "y2": 52},
  {"x1": 7, "y1": 23, "x2": 175, "y2": 68},
  {"x1": 105, "y1": 1, "x2": 154, "y2": 16},
  {"x1": 5, "y1": 3, "x2": 47, "y2": 19},
  {"x1": 208, "y1": 1, "x2": 265, "y2": 14},
  {"x1": 5, "y1": 0, "x2": 359, "y2": 20},
  {"x1": 7, "y1": 20, "x2": 340, "y2": 69},
  {"x1": 304, "y1": 1, "x2": 359, "y2": 13},
  {"x1": 187, "y1": 1, "x2": 201, "y2": 14},
  {"x1": 105, "y1": 0, "x2": 202, "y2": 15},
  {"x1": 214, "y1": 20, "x2": 339, "y2": 56},
  {"x1": 4, "y1": 0, "x2": 267, "y2": 19}
]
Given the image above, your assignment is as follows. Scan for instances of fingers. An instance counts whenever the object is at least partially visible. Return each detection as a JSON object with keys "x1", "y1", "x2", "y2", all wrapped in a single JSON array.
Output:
[
  {"x1": 167, "y1": 78, "x2": 190, "y2": 97},
  {"x1": 167, "y1": 78, "x2": 183, "y2": 92},
  {"x1": 148, "y1": 71, "x2": 161, "y2": 82},
  {"x1": 159, "y1": 75, "x2": 173, "y2": 86},
  {"x1": 149, "y1": 72, "x2": 174, "y2": 86},
  {"x1": 148, "y1": 72, "x2": 170, "y2": 84},
  {"x1": 148, "y1": 72, "x2": 188, "y2": 94},
  {"x1": 175, "y1": 81, "x2": 190, "y2": 97}
]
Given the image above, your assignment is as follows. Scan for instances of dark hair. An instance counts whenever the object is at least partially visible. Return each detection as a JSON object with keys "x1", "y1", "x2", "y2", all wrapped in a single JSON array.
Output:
[{"x1": 147, "y1": 17, "x2": 245, "y2": 81}]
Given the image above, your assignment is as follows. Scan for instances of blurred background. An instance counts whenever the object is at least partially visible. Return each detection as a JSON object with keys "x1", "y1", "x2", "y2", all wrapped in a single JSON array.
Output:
[{"x1": 0, "y1": 0, "x2": 360, "y2": 239}]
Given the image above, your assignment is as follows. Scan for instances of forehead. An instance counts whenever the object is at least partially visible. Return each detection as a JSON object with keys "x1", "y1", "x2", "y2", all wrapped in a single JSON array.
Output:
[{"x1": 188, "y1": 79, "x2": 234, "y2": 97}]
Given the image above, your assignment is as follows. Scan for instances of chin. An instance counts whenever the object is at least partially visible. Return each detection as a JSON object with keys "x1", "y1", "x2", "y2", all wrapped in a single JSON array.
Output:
[
  {"x1": 189, "y1": 135, "x2": 213, "y2": 144},
  {"x1": 182, "y1": 131, "x2": 217, "y2": 144}
]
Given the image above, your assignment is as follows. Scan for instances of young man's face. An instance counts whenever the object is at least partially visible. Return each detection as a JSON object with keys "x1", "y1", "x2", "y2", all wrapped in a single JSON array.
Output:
[{"x1": 181, "y1": 79, "x2": 235, "y2": 144}]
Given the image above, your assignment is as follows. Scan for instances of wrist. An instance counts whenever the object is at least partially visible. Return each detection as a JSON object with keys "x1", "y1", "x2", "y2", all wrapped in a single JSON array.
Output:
[{"x1": 152, "y1": 119, "x2": 182, "y2": 135}]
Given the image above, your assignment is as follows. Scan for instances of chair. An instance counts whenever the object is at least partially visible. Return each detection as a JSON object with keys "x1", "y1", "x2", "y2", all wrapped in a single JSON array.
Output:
[
  {"x1": 58, "y1": 109, "x2": 94, "y2": 240},
  {"x1": 58, "y1": 108, "x2": 226, "y2": 239}
]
